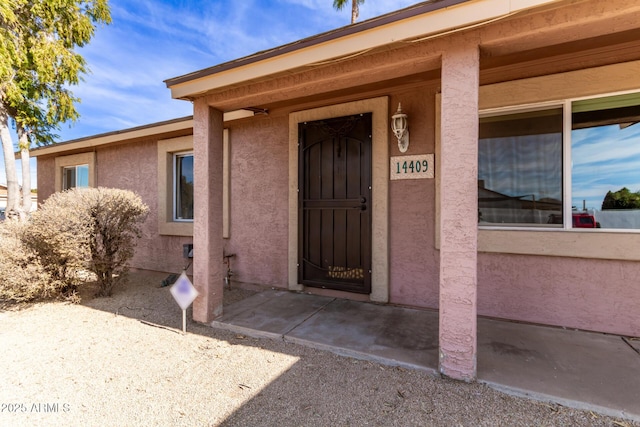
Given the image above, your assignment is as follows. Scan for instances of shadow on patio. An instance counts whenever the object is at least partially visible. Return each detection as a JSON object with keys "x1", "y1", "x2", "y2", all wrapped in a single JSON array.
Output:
[
  {"x1": 211, "y1": 288, "x2": 640, "y2": 422},
  {"x1": 82, "y1": 269, "x2": 640, "y2": 423}
]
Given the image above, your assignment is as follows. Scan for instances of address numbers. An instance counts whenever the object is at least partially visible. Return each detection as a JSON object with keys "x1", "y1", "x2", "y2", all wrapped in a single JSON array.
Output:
[{"x1": 390, "y1": 154, "x2": 434, "y2": 180}]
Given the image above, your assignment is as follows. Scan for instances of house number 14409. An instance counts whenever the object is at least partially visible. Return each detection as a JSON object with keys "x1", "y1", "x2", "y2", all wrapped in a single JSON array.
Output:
[
  {"x1": 397, "y1": 159, "x2": 428, "y2": 174},
  {"x1": 390, "y1": 154, "x2": 435, "y2": 180}
]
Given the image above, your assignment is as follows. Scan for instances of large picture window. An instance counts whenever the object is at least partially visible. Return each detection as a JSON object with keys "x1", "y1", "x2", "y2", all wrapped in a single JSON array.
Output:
[
  {"x1": 479, "y1": 108, "x2": 563, "y2": 226},
  {"x1": 479, "y1": 91, "x2": 640, "y2": 230},
  {"x1": 571, "y1": 93, "x2": 640, "y2": 229},
  {"x1": 174, "y1": 153, "x2": 193, "y2": 221}
]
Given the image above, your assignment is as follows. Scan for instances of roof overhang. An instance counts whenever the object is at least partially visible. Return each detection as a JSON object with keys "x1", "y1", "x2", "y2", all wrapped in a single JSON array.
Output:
[
  {"x1": 29, "y1": 116, "x2": 194, "y2": 158},
  {"x1": 29, "y1": 109, "x2": 260, "y2": 158},
  {"x1": 165, "y1": 0, "x2": 562, "y2": 100}
]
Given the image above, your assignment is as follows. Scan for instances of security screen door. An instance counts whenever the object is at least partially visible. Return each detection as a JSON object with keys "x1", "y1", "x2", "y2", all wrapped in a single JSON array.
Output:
[{"x1": 298, "y1": 113, "x2": 372, "y2": 293}]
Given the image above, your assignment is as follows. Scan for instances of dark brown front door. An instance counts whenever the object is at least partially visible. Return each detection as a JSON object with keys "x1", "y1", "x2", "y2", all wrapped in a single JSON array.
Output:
[{"x1": 298, "y1": 113, "x2": 372, "y2": 293}]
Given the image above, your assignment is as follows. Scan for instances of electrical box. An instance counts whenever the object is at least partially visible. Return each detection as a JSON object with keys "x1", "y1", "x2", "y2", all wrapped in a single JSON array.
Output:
[{"x1": 183, "y1": 243, "x2": 194, "y2": 259}]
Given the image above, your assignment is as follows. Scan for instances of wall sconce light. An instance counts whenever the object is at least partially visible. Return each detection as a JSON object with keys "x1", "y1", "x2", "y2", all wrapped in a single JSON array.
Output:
[{"x1": 391, "y1": 103, "x2": 409, "y2": 153}]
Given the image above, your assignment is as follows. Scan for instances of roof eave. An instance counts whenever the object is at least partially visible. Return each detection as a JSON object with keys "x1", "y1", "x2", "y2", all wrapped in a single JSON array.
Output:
[
  {"x1": 165, "y1": 0, "x2": 562, "y2": 100},
  {"x1": 29, "y1": 107, "x2": 262, "y2": 158},
  {"x1": 29, "y1": 116, "x2": 194, "y2": 158}
]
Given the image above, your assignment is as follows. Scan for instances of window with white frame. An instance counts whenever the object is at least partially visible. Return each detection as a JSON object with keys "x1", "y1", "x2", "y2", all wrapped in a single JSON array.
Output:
[
  {"x1": 479, "y1": 91, "x2": 640, "y2": 230},
  {"x1": 62, "y1": 164, "x2": 90, "y2": 190},
  {"x1": 173, "y1": 152, "x2": 193, "y2": 221}
]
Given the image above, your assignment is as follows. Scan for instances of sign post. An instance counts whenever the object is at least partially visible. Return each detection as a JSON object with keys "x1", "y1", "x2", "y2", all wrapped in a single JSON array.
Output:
[{"x1": 169, "y1": 271, "x2": 199, "y2": 334}]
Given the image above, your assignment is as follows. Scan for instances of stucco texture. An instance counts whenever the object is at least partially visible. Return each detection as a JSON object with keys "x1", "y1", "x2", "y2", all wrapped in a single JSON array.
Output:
[
  {"x1": 388, "y1": 89, "x2": 439, "y2": 309},
  {"x1": 37, "y1": 0, "x2": 640, "y2": 340},
  {"x1": 36, "y1": 156, "x2": 55, "y2": 203},
  {"x1": 100, "y1": 140, "x2": 194, "y2": 274},
  {"x1": 224, "y1": 115, "x2": 289, "y2": 287},
  {"x1": 37, "y1": 139, "x2": 194, "y2": 275},
  {"x1": 478, "y1": 253, "x2": 640, "y2": 337}
]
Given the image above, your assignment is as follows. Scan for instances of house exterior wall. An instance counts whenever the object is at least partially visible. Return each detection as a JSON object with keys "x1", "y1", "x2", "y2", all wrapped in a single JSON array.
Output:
[
  {"x1": 478, "y1": 254, "x2": 640, "y2": 336},
  {"x1": 36, "y1": 157, "x2": 55, "y2": 202},
  {"x1": 223, "y1": 116, "x2": 290, "y2": 287},
  {"x1": 473, "y1": 60, "x2": 640, "y2": 337},
  {"x1": 98, "y1": 140, "x2": 193, "y2": 273},
  {"x1": 37, "y1": 138, "x2": 193, "y2": 275},
  {"x1": 187, "y1": 0, "x2": 640, "y2": 339},
  {"x1": 227, "y1": 68, "x2": 639, "y2": 338},
  {"x1": 387, "y1": 89, "x2": 439, "y2": 308},
  {"x1": 38, "y1": 0, "x2": 640, "y2": 341}
]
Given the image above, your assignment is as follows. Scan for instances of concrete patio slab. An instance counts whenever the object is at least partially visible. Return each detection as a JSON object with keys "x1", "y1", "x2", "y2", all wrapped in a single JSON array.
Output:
[
  {"x1": 211, "y1": 290, "x2": 334, "y2": 339},
  {"x1": 285, "y1": 298, "x2": 439, "y2": 372},
  {"x1": 211, "y1": 289, "x2": 640, "y2": 422},
  {"x1": 625, "y1": 336, "x2": 640, "y2": 354},
  {"x1": 477, "y1": 318, "x2": 640, "y2": 420}
]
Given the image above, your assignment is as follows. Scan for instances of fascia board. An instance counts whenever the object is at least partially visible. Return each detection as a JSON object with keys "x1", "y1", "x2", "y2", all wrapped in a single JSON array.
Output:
[
  {"x1": 168, "y1": 0, "x2": 561, "y2": 99},
  {"x1": 30, "y1": 109, "x2": 257, "y2": 158},
  {"x1": 29, "y1": 118, "x2": 194, "y2": 158}
]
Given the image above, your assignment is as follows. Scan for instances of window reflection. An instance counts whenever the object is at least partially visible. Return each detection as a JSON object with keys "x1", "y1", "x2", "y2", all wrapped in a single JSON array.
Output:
[
  {"x1": 478, "y1": 108, "x2": 563, "y2": 226},
  {"x1": 572, "y1": 93, "x2": 640, "y2": 229},
  {"x1": 62, "y1": 164, "x2": 89, "y2": 190},
  {"x1": 175, "y1": 154, "x2": 194, "y2": 221}
]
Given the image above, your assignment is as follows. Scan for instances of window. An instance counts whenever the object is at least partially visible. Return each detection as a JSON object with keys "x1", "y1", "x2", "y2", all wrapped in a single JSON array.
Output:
[
  {"x1": 571, "y1": 93, "x2": 640, "y2": 230},
  {"x1": 174, "y1": 153, "x2": 193, "y2": 221},
  {"x1": 54, "y1": 152, "x2": 95, "y2": 192},
  {"x1": 479, "y1": 91, "x2": 640, "y2": 231},
  {"x1": 157, "y1": 132, "x2": 229, "y2": 237},
  {"x1": 158, "y1": 136, "x2": 193, "y2": 236},
  {"x1": 62, "y1": 164, "x2": 89, "y2": 190},
  {"x1": 479, "y1": 108, "x2": 563, "y2": 226}
]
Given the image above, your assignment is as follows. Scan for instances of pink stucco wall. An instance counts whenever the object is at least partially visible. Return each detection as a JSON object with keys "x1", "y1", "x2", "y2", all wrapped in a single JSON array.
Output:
[
  {"x1": 210, "y1": 88, "x2": 640, "y2": 340},
  {"x1": 37, "y1": 138, "x2": 193, "y2": 276},
  {"x1": 98, "y1": 140, "x2": 193, "y2": 274},
  {"x1": 36, "y1": 157, "x2": 55, "y2": 203},
  {"x1": 192, "y1": 103, "x2": 225, "y2": 322},
  {"x1": 388, "y1": 89, "x2": 439, "y2": 309},
  {"x1": 383, "y1": 82, "x2": 640, "y2": 338},
  {"x1": 223, "y1": 115, "x2": 289, "y2": 287},
  {"x1": 438, "y1": 42, "x2": 480, "y2": 380},
  {"x1": 478, "y1": 254, "x2": 640, "y2": 337}
]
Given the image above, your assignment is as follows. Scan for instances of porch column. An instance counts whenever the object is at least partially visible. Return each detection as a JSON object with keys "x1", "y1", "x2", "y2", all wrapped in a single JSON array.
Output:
[
  {"x1": 192, "y1": 99, "x2": 225, "y2": 323},
  {"x1": 438, "y1": 40, "x2": 479, "y2": 381}
]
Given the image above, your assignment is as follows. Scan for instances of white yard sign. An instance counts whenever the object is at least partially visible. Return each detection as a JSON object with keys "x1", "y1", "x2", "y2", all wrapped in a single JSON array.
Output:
[{"x1": 170, "y1": 271, "x2": 198, "y2": 333}]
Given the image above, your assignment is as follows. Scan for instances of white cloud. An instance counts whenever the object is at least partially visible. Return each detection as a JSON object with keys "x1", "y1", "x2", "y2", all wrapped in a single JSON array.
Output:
[
  {"x1": 53, "y1": 0, "x2": 423, "y2": 141},
  {"x1": 0, "y1": 0, "x2": 435, "y2": 185}
]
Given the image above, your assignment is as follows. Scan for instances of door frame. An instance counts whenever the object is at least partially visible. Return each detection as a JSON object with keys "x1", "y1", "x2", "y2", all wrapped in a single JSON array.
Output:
[{"x1": 288, "y1": 97, "x2": 389, "y2": 302}]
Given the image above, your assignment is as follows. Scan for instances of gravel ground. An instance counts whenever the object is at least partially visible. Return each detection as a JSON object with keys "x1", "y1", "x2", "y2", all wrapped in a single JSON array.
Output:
[{"x1": 0, "y1": 270, "x2": 637, "y2": 427}]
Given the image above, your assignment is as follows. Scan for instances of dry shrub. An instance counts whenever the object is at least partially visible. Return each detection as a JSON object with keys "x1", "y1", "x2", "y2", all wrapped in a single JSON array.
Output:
[
  {"x1": 0, "y1": 220, "x2": 60, "y2": 303},
  {"x1": 14, "y1": 187, "x2": 148, "y2": 301},
  {"x1": 24, "y1": 189, "x2": 92, "y2": 291},
  {"x1": 81, "y1": 188, "x2": 149, "y2": 296}
]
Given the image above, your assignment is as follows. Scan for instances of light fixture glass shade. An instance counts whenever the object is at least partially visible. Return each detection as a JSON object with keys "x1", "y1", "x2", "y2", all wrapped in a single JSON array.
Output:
[{"x1": 391, "y1": 103, "x2": 409, "y2": 153}]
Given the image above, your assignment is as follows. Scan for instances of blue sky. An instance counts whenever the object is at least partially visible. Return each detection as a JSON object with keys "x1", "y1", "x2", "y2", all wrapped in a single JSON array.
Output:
[
  {"x1": 1, "y1": 0, "x2": 420, "y2": 186},
  {"x1": 572, "y1": 123, "x2": 640, "y2": 210}
]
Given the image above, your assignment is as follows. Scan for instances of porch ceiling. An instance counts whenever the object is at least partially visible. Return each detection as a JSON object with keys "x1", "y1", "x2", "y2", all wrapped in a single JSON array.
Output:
[
  {"x1": 210, "y1": 33, "x2": 640, "y2": 116},
  {"x1": 167, "y1": 0, "x2": 562, "y2": 102},
  {"x1": 480, "y1": 27, "x2": 640, "y2": 85},
  {"x1": 186, "y1": 0, "x2": 640, "y2": 114},
  {"x1": 210, "y1": 63, "x2": 442, "y2": 116}
]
